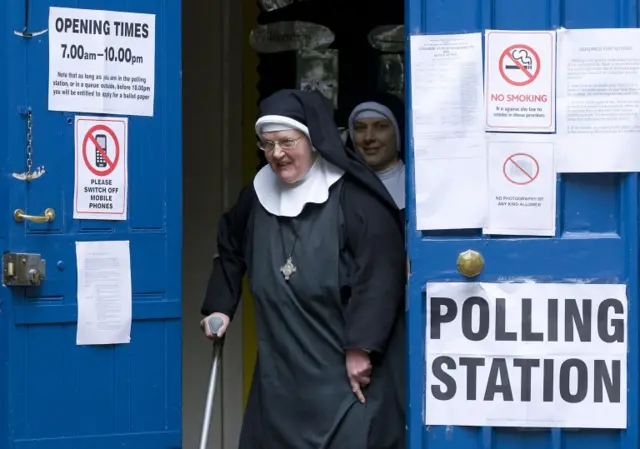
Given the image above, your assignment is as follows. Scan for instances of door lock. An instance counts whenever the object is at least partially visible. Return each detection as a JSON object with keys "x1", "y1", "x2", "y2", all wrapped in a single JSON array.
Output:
[{"x1": 2, "y1": 253, "x2": 46, "y2": 287}]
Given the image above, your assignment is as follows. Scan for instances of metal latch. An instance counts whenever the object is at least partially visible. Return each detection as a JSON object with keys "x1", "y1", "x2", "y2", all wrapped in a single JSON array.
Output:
[{"x1": 2, "y1": 253, "x2": 46, "y2": 287}]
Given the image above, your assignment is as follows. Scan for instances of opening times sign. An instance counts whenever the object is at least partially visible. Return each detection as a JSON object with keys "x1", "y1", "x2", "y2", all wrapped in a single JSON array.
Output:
[
  {"x1": 425, "y1": 282, "x2": 627, "y2": 429},
  {"x1": 48, "y1": 6, "x2": 156, "y2": 117}
]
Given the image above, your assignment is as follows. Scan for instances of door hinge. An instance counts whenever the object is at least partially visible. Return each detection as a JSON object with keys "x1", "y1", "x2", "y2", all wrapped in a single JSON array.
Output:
[{"x1": 13, "y1": 0, "x2": 47, "y2": 38}]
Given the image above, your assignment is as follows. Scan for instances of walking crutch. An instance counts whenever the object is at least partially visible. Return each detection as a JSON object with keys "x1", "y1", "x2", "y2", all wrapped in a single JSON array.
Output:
[{"x1": 199, "y1": 316, "x2": 225, "y2": 449}]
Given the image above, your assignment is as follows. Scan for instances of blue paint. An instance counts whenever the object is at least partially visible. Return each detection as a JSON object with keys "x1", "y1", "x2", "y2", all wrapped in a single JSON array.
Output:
[
  {"x1": 405, "y1": 0, "x2": 639, "y2": 448},
  {"x1": 1, "y1": 1, "x2": 182, "y2": 448}
]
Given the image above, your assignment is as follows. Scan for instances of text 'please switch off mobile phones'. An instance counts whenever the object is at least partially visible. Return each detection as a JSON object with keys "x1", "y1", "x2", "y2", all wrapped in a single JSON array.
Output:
[{"x1": 95, "y1": 134, "x2": 108, "y2": 167}]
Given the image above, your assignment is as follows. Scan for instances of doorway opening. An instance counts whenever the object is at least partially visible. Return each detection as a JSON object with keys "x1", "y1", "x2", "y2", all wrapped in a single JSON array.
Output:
[{"x1": 180, "y1": 0, "x2": 404, "y2": 447}]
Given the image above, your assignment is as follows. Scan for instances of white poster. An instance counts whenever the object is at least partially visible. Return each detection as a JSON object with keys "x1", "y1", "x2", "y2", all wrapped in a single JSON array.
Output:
[
  {"x1": 484, "y1": 30, "x2": 556, "y2": 133},
  {"x1": 48, "y1": 7, "x2": 156, "y2": 117},
  {"x1": 484, "y1": 134, "x2": 556, "y2": 236},
  {"x1": 556, "y1": 28, "x2": 640, "y2": 172},
  {"x1": 73, "y1": 116, "x2": 128, "y2": 220},
  {"x1": 425, "y1": 282, "x2": 627, "y2": 429},
  {"x1": 409, "y1": 33, "x2": 486, "y2": 231},
  {"x1": 76, "y1": 240, "x2": 133, "y2": 345}
]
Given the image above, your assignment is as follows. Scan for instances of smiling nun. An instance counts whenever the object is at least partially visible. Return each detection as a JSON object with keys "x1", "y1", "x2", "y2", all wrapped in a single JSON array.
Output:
[{"x1": 200, "y1": 89, "x2": 406, "y2": 449}]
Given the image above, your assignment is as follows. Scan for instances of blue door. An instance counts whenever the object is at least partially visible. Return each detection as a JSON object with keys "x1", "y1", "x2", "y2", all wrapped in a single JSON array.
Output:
[
  {"x1": 405, "y1": 0, "x2": 638, "y2": 448},
  {"x1": 0, "y1": 1, "x2": 182, "y2": 448}
]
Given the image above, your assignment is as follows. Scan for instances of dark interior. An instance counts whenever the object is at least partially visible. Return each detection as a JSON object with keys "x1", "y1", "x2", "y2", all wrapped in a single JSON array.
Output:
[{"x1": 253, "y1": 0, "x2": 405, "y2": 168}]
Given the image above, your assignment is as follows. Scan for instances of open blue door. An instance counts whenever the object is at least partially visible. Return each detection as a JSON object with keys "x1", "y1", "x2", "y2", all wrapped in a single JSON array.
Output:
[
  {"x1": 406, "y1": 0, "x2": 638, "y2": 448},
  {"x1": 0, "y1": 1, "x2": 182, "y2": 448}
]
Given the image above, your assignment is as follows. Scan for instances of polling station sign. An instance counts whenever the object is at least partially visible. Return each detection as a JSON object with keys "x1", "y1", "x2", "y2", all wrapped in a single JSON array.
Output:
[{"x1": 425, "y1": 282, "x2": 627, "y2": 429}]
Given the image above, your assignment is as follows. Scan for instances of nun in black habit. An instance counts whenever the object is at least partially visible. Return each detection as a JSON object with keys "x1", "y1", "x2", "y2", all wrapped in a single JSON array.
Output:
[{"x1": 200, "y1": 89, "x2": 406, "y2": 449}]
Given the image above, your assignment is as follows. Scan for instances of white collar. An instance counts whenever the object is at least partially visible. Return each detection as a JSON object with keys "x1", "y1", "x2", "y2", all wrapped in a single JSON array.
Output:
[
  {"x1": 378, "y1": 159, "x2": 404, "y2": 180},
  {"x1": 376, "y1": 160, "x2": 405, "y2": 209},
  {"x1": 253, "y1": 155, "x2": 345, "y2": 217}
]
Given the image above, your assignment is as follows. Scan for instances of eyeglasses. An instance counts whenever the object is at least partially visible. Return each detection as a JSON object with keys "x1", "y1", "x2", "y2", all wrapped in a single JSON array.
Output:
[{"x1": 257, "y1": 136, "x2": 303, "y2": 152}]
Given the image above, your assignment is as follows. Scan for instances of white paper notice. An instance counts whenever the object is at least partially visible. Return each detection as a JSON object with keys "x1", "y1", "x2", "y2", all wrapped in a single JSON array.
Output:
[
  {"x1": 484, "y1": 134, "x2": 556, "y2": 236},
  {"x1": 73, "y1": 116, "x2": 128, "y2": 220},
  {"x1": 426, "y1": 282, "x2": 628, "y2": 429},
  {"x1": 48, "y1": 7, "x2": 156, "y2": 117},
  {"x1": 409, "y1": 33, "x2": 486, "y2": 230},
  {"x1": 76, "y1": 241, "x2": 132, "y2": 345},
  {"x1": 484, "y1": 30, "x2": 556, "y2": 133},
  {"x1": 556, "y1": 28, "x2": 640, "y2": 172}
]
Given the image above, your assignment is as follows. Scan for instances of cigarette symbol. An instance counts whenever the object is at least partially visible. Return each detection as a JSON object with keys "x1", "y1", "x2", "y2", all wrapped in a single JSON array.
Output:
[{"x1": 506, "y1": 49, "x2": 533, "y2": 70}]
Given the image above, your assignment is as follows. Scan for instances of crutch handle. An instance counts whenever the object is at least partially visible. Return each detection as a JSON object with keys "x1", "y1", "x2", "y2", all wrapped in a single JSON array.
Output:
[{"x1": 207, "y1": 315, "x2": 224, "y2": 336}]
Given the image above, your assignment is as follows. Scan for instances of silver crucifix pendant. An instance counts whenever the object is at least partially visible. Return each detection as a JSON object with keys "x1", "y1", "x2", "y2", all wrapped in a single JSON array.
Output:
[{"x1": 280, "y1": 256, "x2": 297, "y2": 281}]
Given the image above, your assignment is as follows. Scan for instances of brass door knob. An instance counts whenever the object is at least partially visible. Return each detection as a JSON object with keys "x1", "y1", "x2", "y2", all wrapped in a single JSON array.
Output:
[
  {"x1": 14, "y1": 208, "x2": 55, "y2": 223},
  {"x1": 456, "y1": 249, "x2": 484, "y2": 278}
]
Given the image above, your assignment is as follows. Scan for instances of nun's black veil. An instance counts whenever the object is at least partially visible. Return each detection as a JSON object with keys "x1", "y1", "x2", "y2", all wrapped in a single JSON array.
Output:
[{"x1": 258, "y1": 89, "x2": 401, "y2": 218}]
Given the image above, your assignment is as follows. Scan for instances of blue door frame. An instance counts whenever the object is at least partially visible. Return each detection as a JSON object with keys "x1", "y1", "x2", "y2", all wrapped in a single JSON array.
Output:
[
  {"x1": 405, "y1": 0, "x2": 639, "y2": 448},
  {"x1": 1, "y1": 1, "x2": 183, "y2": 448}
]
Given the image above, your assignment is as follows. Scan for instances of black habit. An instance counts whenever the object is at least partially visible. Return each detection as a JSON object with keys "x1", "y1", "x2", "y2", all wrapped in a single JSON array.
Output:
[{"x1": 201, "y1": 90, "x2": 406, "y2": 449}]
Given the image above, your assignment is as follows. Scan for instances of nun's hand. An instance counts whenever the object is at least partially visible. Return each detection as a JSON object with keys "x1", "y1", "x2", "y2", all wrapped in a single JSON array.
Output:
[
  {"x1": 346, "y1": 349, "x2": 372, "y2": 404},
  {"x1": 200, "y1": 312, "x2": 230, "y2": 340}
]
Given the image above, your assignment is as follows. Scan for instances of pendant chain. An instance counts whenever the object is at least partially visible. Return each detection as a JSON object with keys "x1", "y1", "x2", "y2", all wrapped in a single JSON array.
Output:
[{"x1": 278, "y1": 219, "x2": 299, "y2": 281}]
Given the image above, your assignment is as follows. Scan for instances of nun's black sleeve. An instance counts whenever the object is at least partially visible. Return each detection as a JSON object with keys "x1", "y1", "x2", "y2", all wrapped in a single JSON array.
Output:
[
  {"x1": 342, "y1": 178, "x2": 406, "y2": 355},
  {"x1": 200, "y1": 185, "x2": 256, "y2": 319}
]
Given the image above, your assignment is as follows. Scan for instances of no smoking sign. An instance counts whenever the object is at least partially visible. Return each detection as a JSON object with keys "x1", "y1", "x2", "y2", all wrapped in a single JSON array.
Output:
[
  {"x1": 484, "y1": 30, "x2": 556, "y2": 133},
  {"x1": 499, "y1": 44, "x2": 540, "y2": 87},
  {"x1": 74, "y1": 116, "x2": 129, "y2": 221}
]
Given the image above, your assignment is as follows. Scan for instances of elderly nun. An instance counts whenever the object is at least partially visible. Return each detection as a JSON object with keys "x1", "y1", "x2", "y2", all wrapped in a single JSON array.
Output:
[{"x1": 200, "y1": 89, "x2": 406, "y2": 449}]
